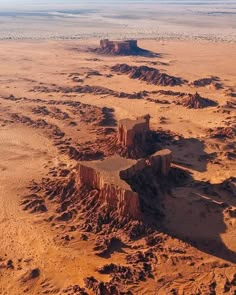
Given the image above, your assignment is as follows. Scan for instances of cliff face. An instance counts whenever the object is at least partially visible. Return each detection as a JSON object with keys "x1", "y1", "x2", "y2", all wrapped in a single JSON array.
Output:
[
  {"x1": 76, "y1": 162, "x2": 141, "y2": 220},
  {"x1": 22, "y1": 149, "x2": 173, "y2": 233},
  {"x1": 99, "y1": 39, "x2": 139, "y2": 55},
  {"x1": 94, "y1": 39, "x2": 154, "y2": 56},
  {"x1": 118, "y1": 115, "x2": 150, "y2": 149},
  {"x1": 120, "y1": 149, "x2": 172, "y2": 180},
  {"x1": 74, "y1": 149, "x2": 172, "y2": 221}
]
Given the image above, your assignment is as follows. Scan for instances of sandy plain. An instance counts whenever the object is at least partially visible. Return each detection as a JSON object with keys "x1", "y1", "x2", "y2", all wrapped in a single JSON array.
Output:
[
  {"x1": 0, "y1": 39, "x2": 235, "y2": 294},
  {"x1": 0, "y1": 0, "x2": 235, "y2": 42}
]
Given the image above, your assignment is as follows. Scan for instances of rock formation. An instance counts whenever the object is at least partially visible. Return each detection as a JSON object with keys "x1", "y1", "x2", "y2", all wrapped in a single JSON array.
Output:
[
  {"x1": 118, "y1": 114, "x2": 150, "y2": 149},
  {"x1": 100, "y1": 115, "x2": 176, "y2": 159},
  {"x1": 76, "y1": 149, "x2": 172, "y2": 220},
  {"x1": 113, "y1": 114, "x2": 158, "y2": 158},
  {"x1": 92, "y1": 39, "x2": 155, "y2": 56},
  {"x1": 190, "y1": 76, "x2": 223, "y2": 89},
  {"x1": 224, "y1": 88, "x2": 236, "y2": 98},
  {"x1": 25, "y1": 149, "x2": 173, "y2": 225},
  {"x1": 32, "y1": 84, "x2": 149, "y2": 100},
  {"x1": 208, "y1": 126, "x2": 236, "y2": 139},
  {"x1": 180, "y1": 92, "x2": 217, "y2": 109},
  {"x1": 120, "y1": 149, "x2": 172, "y2": 178},
  {"x1": 100, "y1": 39, "x2": 138, "y2": 54},
  {"x1": 76, "y1": 157, "x2": 141, "y2": 219},
  {"x1": 111, "y1": 64, "x2": 185, "y2": 86}
]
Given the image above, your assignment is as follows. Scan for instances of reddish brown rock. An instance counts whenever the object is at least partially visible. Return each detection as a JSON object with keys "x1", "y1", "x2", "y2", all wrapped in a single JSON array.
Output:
[
  {"x1": 181, "y1": 92, "x2": 217, "y2": 109},
  {"x1": 111, "y1": 64, "x2": 185, "y2": 86},
  {"x1": 118, "y1": 114, "x2": 150, "y2": 149},
  {"x1": 208, "y1": 126, "x2": 236, "y2": 139},
  {"x1": 100, "y1": 39, "x2": 138, "y2": 55},
  {"x1": 21, "y1": 268, "x2": 40, "y2": 283},
  {"x1": 76, "y1": 149, "x2": 172, "y2": 220},
  {"x1": 84, "y1": 276, "x2": 132, "y2": 295},
  {"x1": 93, "y1": 39, "x2": 154, "y2": 57},
  {"x1": 190, "y1": 76, "x2": 223, "y2": 89},
  {"x1": 62, "y1": 285, "x2": 88, "y2": 295},
  {"x1": 76, "y1": 157, "x2": 141, "y2": 220}
]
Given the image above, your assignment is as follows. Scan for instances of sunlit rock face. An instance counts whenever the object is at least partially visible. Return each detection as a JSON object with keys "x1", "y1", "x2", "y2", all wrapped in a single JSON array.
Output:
[
  {"x1": 76, "y1": 149, "x2": 172, "y2": 220},
  {"x1": 99, "y1": 39, "x2": 139, "y2": 55},
  {"x1": 118, "y1": 114, "x2": 150, "y2": 149}
]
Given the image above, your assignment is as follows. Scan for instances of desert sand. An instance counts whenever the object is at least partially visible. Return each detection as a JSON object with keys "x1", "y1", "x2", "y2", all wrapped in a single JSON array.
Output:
[
  {"x1": 0, "y1": 1, "x2": 235, "y2": 42},
  {"x1": 0, "y1": 39, "x2": 235, "y2": 294}
]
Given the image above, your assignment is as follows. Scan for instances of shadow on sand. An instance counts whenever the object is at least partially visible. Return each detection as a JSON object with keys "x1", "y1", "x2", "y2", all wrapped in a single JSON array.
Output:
[
  {"x1": 164, "y1": 137, "x2": 216, "y2": 173},
  {"x1": 160, "y1": 171, "x2": 236, "y2": 263}
]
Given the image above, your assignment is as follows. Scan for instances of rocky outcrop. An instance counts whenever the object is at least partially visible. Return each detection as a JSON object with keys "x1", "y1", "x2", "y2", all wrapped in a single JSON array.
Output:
[
  {"x1": 84, "y1": 276, "x2": 131, "y2": 295},
  {"x1": 118, "y1": 114, "x2": 150, "y2": 149},
  {"x1": 92, "y1": 39, "x2": 155, "y2": 57},
  {"x1": 31, "y1": 84, "x2": 149, "y2": 100},
  {"x1": 75, "y1": 149, "x2": 172, "y2": 220},
  {"x1": 208, "y1": 126, "x2": 236, "y2": 139},
  {"x1": 190, "y1": 76, "x2": 223, "y2": 89},
  {"x1": 115, "y1": 114, "x2": 158, "y2": 158},
  {"x1": 111, "y1": 64, "x2": 185, "y2": 86},
  {"x1": 76, "y1": 158, "x2": 141, "y2": 220},
  {"x1": 100, "y1": 39, "x2": 138, "y2": 55},
  {"x1": 120, "y1": 149, "x2": 172, "y2": 179},
  {"x1": 22, "y1": 149, "x2": 173, "y2": 236},
  {"x1": 224, "y1": 88, "x2": 236, "y2": 98},
  {"x1": 180, "y1": 92, "x2": 217, "y2": 109},
  {"x1": 62, "y1": 285, "x2": 88, "y2": 295},
  {"x1": 221, "y1": 177, "x2": 236, "y2": 197}
]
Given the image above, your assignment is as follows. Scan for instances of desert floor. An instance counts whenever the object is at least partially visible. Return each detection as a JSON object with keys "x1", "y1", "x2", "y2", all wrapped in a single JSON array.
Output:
[{"x1": 0, "y1": 39, "x2": 235, "y2": 295}]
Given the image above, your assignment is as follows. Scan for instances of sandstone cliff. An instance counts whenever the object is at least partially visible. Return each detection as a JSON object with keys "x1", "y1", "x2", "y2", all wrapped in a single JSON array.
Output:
[
  {"x1": 76, "y1": 160, "x2": 141, "y2": 220},
  {"x1": 74, "y1": 149, "x2": 172, "y2": 221},
  {"x1": 118, "y1": 114, "x2": 150, "y2": 149},
  {"x1": 120, "y1": 149, "x2": 172, "y2": 180},
  {"x1": 92, "y1": 39, "x2": 155, "y2": 57}
]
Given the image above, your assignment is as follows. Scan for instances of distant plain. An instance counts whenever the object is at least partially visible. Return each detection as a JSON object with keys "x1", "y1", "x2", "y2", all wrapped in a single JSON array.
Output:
[{"x1": 0, "y1": 0, "x2": 235, "y2": 41}]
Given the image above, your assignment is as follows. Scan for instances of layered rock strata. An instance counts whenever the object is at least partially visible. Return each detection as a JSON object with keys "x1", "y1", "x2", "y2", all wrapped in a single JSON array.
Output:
[
  {"x1": 76, "y1": 149, "x2": 172, "y2": 220},
  {"x1": 76, "y1": 157, "x2": 140, "y2": 219},
  {"x1": 118, "y1": 114, "x2": 150, "y2": 149},
  {"x1": 111, "y1": 64, "x2": 185, "y2": 86},
  {"x1": 180, "y1": 92, "x2": 217, "y2": 109},
  {"x1": 93, "y1": 39, "x2": 153, "y2": 56},
  {"x1": 100, "y1": 39, "x2": 138, "y2": 55}
]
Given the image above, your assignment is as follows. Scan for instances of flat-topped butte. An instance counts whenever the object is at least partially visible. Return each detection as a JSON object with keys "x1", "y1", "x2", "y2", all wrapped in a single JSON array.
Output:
[
  {"x1": 92, "y1": 39, "x2": 156, "y2": 57},
  {"x1": 118, "y1": 114, "x2": 150, "y2": 148},
  {"x1": 76, "y1": 149, "x2": 172, "y2": 219}
]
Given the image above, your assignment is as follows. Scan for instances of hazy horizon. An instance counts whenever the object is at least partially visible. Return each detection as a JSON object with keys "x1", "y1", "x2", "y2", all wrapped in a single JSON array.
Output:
[
  {"x1": 1, "y1": 0, "x2": 236, "y2": 10},
  {"x1": 0, "y1": 0, "x2": 235, "y2": 41}
]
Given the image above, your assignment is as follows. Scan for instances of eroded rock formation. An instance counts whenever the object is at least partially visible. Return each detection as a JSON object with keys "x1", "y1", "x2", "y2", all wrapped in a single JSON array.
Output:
[
  {"x1": 111, "y1": 64, "x2": 186, "y2": 86},
  {"x1": 23, "y1": 149, "x2": 173, "y2": 226},
  {"x1": 208, "y1": 126, "x2": 236, "y2": 139},
  {"x1": 112, "y1": 114, "x2": 160, "y2": 158},
  {"x1": 180, "y1": 92, "x2": 217, "y2": 109},
  {"x1": 31, "y1": 84, "x2": 149, "y2": 100},
  {"x1": 92, "y1": 39, "x2": 155, "y2": 56},
  {"x1": 76, "y1": 149, "x2": 172, "y2": 220},
  {"x1": 118, "y1": 114, "x2": 150, "y2": 149},
  {"x1": 76, "y1": 157, "x2": 141, "y2": 219},
  {"x1": 190, "y1": 76, "x2": 223, "y2": 89},
  {"x1": 101, "y1": 39, "x2": 138, "y2": 55}
]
